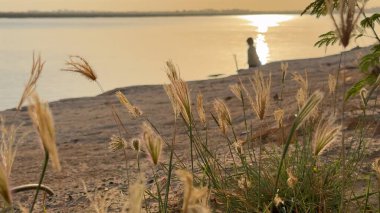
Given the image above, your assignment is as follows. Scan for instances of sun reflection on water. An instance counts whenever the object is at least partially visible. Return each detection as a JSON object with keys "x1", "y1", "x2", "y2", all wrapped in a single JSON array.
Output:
[{"x1": 239, "y1": 15, "x2": 295, "y2": 64}]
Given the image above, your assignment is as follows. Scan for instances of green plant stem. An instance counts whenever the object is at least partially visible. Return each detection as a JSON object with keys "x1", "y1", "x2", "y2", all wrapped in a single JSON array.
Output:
[
  {"x1": 258, "y1": 120, "x2": 263, "y2": 210},
  {"x1": 334, "y1": 52, "x2": 343, "y2": 115},
  {"x1": 163, "y1": 119, "x2": 177, "y2": 213},
  {"x1": 30, "y1": 151, "x2": 49, "y2": 213},
  {"x1": 339, "y1": 52, "x2": 347, "y2": 213}
]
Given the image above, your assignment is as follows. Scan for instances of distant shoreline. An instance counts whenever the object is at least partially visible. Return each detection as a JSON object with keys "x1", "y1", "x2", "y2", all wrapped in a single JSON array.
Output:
[{"x1": 0, "y1": 10, "x2": 301, "y2": 18}]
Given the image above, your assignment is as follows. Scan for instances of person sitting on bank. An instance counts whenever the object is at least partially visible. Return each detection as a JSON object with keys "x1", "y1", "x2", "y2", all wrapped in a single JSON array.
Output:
[{"x1": 247, "y1": 37, "x2": 261, "y2": 68}]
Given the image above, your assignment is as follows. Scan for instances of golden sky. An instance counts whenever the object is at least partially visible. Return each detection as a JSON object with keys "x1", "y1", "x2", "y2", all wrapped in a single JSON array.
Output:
[{"x1": 0, "y1": 0, "x2": 379, "y2": 12}]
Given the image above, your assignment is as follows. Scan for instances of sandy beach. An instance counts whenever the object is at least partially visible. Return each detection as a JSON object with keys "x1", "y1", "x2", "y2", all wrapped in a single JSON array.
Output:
[{"x1": 1, "y1": 45, "x2": 379, "y2": 212}]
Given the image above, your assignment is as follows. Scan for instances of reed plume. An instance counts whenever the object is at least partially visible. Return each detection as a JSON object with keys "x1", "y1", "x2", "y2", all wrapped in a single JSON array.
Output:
[
  {"x1": 62, "y1": 56, "x2": 97, "y2": 81},
  {"x1": 248, "y1": 70, "x2": 271, "y2": 120},
  {"x1": 28, "y1": 93, "x2": 61, "y2": 171},
  {"x1": 142, "y1": 122, "x2": 163, "y2": 165},
  {"x1": 115, "y1": 91, "x2": 143, "y2": 119},
  {"x1": 213, "y1": 99, "x2": 232, "y2": 135},
  {"x1": 313, "y1": 114, "x2": 341, "y2": 156},
  {"x1": 281, "y1": 62, "x2": 288, "y2": 84},
  {"x1": 17, "y1": 53, "x2": 44, "y2": 110},
  {"x1": 197, "y1": 92, "x2": 207, "y2": 127}
]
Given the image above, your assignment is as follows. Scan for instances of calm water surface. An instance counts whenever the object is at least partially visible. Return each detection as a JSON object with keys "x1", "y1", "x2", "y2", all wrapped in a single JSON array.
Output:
[{"x1": 0, "y1": 15, "x2": 376, "y2": 110}]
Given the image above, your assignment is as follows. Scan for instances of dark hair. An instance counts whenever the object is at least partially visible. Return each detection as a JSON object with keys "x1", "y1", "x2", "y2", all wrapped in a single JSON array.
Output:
[{"x1": 246, "y1": 37, "x2": 253, "y2": 45}]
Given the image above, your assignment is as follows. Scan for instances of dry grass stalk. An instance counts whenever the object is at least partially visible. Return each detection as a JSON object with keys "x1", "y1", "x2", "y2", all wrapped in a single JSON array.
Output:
[
  {"x1": 197, "y1": 92, "x2": 207, "y2": 127},
  {"x1": 0, "y1": 118, "x2": 22, "y2": 177},
  {"x1": 17, "y1": 53, "x2": 44, "y2": 110},
  {"x1": 328, "y1": 73, "x2": 337, "y2": 95},
  {"x1": 28, "y1": 93, "x2": 61, "y2": 171},
  {"x1": 123, "y1": 174, "x2": 145, "y2": 213},
  {"x1": 115, "y1": 91, "x2": 142, "y2": 119},
  {"x1": 165, "y1": 61, "x2": 192, "y2": 126},
  {"x1": 313, "y1": 114, "x2": 341, "y2": 155},
  {"x1": 0, "y1": 165, "x2": 12, "y2": 205},
  {"x1": 176, "y1": 170, "x2": 210, "y2": 213},
  {"x1": 108, "y1": 135, "x2": 127, "y2": 152},
  {"x1": 213, "y1": 99, "x2": 232, "y2": 135},
  {"x1": 286, "y1": 168, "x2": 298, "y2": 189},
  {"x1": 248, "y1": 70, "x2": 271, "y2": 120},
  {"x1": 142, "y1": 122, "x2": 163, "y2": 165},
  {"x1": 229, "y1": 84, "x2": 243, "y2": 102},
  {"x1": 325, "y1": 0, "x2": 366, "y2": 47},
  {"x1": 274, "y1": 109, "x2": 284, "y2": 128},
  {"x1": 62, "y1": 56, "x2": 97, "y2": 81}
]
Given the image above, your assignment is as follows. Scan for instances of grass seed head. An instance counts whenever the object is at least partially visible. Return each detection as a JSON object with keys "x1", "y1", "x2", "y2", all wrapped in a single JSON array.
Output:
[
  {"x1": 108, "y1": 135, "x2": 127, "y2": 152},
  {"x1": 124, "y1": 174, "x2": 145, "y2": 213},
  {"x1": 176, "y1": 170, "x2": 209, "y2": 213},
  {"x1": 0, "y1": 117, "x2": 22, "y2": 177},
  {"x1": 197, "y1": 92, "x2": 207, "y2": 127},
  {"x1": 286, "y1": 168, "x2": 298, "y2": 189},
  {"x1": 274, "y1": 109, "x2": 284, "y2": 128},
  {"x1": 131, "y1": 138, "x2": 141, "y2": 152},
  {"x1": 62, "y1": 55, "x2": 97, "y2": 81},
  {"x1": 233, "y1": 140, "x2": 245, "y2": 155},
  {"x1": 0, "y1": 165, "x2": 12, "y2": 205},
  {"x1": 294, "y1": 90, "x2": 324, "y2": 130},
  {"x1": 165, "y1": 61, "x2": 192, "y2": 126},
  {"x1": 213, "y1": 99, "x2": 232, "y2": 135},
  {"x1": 28, "y1": 93, "x2": 61, "y2": 171},
  {"x1": 229, "y1": 83, "x2": 243, "y2": 102},
  {"x1": 142, "y1": 122, "x2": 163, "y2": 166},
  {"x1": 273, "y1": 194, "x2": 285, "y2": 208},
  {"x1": 281, "y1": 62, "x2": 288, "y2": 84},
  {"x1": 360, "y1": 88, "x2": 368, "y2": 107},
  {"x1": 312, "y1": 114, "x2": 341, "y2": 156},
  {"x1": 17, "y1": 53, "x2": 44, "y2": 110},
  {"x1": 115, "y1": 91, "x2": 143, "y2": 119},
  {"x1": 249, "y1": 70, "x2": 271, "y2": 120}
]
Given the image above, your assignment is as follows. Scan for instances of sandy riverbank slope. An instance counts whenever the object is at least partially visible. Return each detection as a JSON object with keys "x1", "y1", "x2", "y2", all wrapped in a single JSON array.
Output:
[{"x1": 1, "y1": 46, "x2": 379, "y2": 211}]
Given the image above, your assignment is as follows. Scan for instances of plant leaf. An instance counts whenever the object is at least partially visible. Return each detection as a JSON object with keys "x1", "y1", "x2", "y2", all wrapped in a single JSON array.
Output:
[{"x1": 345, "y1": 74, "x2": 377, "y2": 101}]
